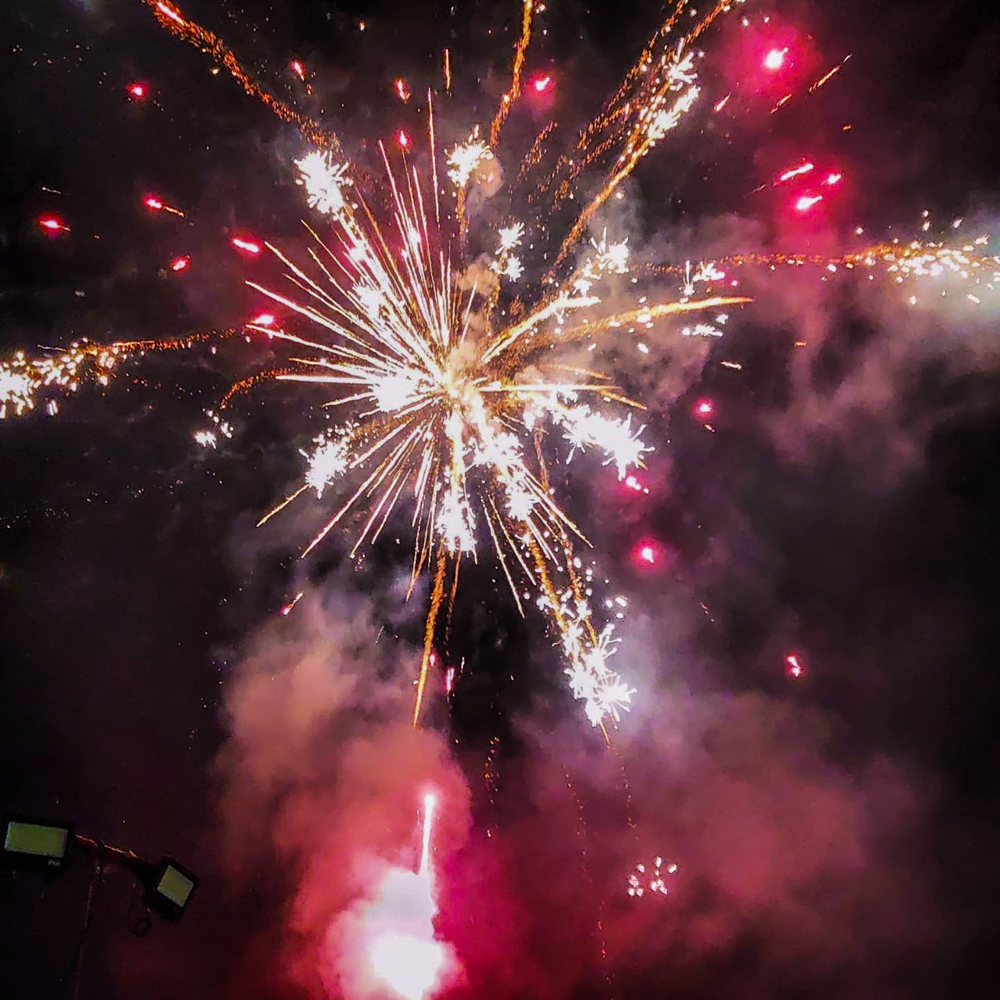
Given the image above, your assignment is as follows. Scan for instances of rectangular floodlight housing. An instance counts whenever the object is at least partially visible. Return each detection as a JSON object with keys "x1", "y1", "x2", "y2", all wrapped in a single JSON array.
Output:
[
  {"x1": 3, "y1": 817, "x2": 73, "y2": 872},
  {"x1": 143, "y1": 856, "x2": 198, "y2": 922}
]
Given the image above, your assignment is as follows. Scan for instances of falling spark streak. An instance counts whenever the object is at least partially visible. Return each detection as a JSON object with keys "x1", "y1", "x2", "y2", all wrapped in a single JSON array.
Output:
[
  {"x1": 39, "y1": 216, "x2": 70, "y2": 233},
  {"x1": 140, "y1": 0, "x2": 342, "y2": 152},
  {"x1": 809, "y1": 53, "x2": 852, "y2": 93},
  {"x1": 231, "y1": 236, "x2": 262, "y2": 254},
  {"x1": 1, "y1": 329, "x2": 240, "y2": 419},
  {"x1": 144, "y1": 194, "x2": 185, "y2": 217},
  {"x1": 778, "y1": 161, "x2": 814, "y2": 184},
  {"x1": 490, "y1": 0, "x2": 536, "y2": 147}
]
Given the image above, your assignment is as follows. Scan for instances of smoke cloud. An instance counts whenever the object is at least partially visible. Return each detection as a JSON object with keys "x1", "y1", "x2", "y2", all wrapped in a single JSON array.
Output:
[{"x1": 213, "y1": 588, "x2": 470, "y2": 999}]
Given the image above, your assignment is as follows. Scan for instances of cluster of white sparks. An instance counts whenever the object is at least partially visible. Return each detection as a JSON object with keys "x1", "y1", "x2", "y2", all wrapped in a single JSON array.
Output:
[
  {"x1": 627, "y1": 856, "x2": 678, "y2": 898},
  {"x1": 445, "y1": 126, "x2": 494, "y2": 188},
  {"x1": 295, "y1": 149, "x2": 353, "y2": 219},
  {"x1": 193, "y1": 409, "x2": 233, "y2": 449},
  {"x1": 0, "y1": 343, "x2": 126, "y2": 419},
  {"x1": 633, "y1": 45, "x2": 701, "y2": 149}
]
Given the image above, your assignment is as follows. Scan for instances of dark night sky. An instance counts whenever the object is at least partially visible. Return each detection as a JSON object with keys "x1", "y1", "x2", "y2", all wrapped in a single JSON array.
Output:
[{"x1": 2, "y1": 1, "x2": 1000, "y2": 998}]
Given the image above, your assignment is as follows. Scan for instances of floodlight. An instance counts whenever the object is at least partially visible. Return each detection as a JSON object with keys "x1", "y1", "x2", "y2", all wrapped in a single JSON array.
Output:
[
  {"x1": 3, "y1": 817, "x2": 72, "y2": 872},
  {"x1": 142, "y1": 856, "x2": 198, "y2": 922}
]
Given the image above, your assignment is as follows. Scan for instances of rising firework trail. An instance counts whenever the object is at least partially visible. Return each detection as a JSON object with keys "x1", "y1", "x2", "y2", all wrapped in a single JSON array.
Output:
[{"x1": 361, "y1": 794, "x2": 448, "y2": 1000}]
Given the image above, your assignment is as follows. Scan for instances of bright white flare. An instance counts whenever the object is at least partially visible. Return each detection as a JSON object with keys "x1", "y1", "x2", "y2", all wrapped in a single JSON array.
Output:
[
  {"x1": 497, "y1": 222, "x2": 525, "y2": 253},
  {"x1": 363, "y1": 796, "x2": 447, "y2": 1000},
  {"x1": 446, "y1": 127, "x2": 493, "y2": 188},
  {"x1": 295, "y1": 150, "x2": 353, "y2": 218}
]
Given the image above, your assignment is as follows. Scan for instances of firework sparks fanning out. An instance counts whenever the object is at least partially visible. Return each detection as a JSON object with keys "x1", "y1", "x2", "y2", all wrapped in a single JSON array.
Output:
[
  {"x1": 6, "y1": 0, "x2": 999, "y2": 733},
  {"x1": 241, "y1": 103, "x2": 751, "y2": 728}
]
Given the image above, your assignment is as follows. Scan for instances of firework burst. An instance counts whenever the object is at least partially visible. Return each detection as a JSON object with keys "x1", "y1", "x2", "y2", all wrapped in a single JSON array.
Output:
[
  {"x1": 4, "y1": 0, "x2": 996, "y2": 735},
  {"x1": 249, "y1": 128, "x2": 745, "y2": 729}
]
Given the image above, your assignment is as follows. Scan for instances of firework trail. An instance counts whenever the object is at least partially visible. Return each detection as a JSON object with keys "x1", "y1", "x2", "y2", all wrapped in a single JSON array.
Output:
[
  {"x1": 0, "y1": 329, "x2": 240, "y2": 419},
  {"x1": 140, "y1": 0, "x2": 341, "y2": 152},
  {"x1": 359, "y1": 794, "x2": 449, "y2": 1000},
  {"x1": 490, "y1": 0, "x2": 536, "y2": 147}
]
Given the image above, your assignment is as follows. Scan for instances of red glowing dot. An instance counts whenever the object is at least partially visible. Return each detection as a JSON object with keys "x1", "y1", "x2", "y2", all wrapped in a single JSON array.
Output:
[
  {"x1": 127, "y1": 82, "x2": 147, "y2": 99},
  {"x1": 824, "y1": 172, "x2": 843, "y2": 186},
  {"x1": 784, "y1": 652, "x2": 805, "y2": 679},
  {"x1": 795, "y1": 194, "x2": 823, "y2": 212},
  {"x1": 532, "y1": 75, "x2": 552, "y2": 93},
  {"x1": 232, "y1": 237, "x2": 262, "y2": 255},
  {"x1": 38, "y1": 215, "x2": 69, "y2": 233},
  {"x1": 290, "y1": 60, "x2": 305, "y2": 80},
  {"x1": 631, "y1": 539, "x2": 665, "y2": 570},
  {"x1": 144, "y1": 195, "x2": 164, "y2": 211},
  {"x1": 695, "y1": 399, "x2": 714, "y2": 417},
  {"x1": 624, "y1": 474, "x2": 644, "y2": 493},
  {"x1": 394, "y1": 78, "x2": 411, "y2": 102},
  {"x1": 169, "y1": 255, "x2": 190, "y2": 272},
  {"x1": 397, "y1": 130, "x2": 410, "y2": 148},
  {"x1": 764, "y1": 48, "x2": 788, "y2": 71},
  {"x1": 251, "y1": 312, "x2": 276, "y2": 327}
]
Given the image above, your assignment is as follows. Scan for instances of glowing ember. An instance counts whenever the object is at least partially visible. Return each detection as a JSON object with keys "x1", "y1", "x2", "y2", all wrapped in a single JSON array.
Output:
[
  {"x1": 532, "y1": 74, "x2": 552, "y2": 93},
  {"x1": 784, "y1": 652, "x2": 805, "y2": 679},
  {"x1": 251, "y1": 312, "x2": 276, "y2": 327},
  {"x1": 280, "y1": 592, "x2": 304, "y2": 616},
  {"x1": 764, "y1": 47, "x2": 788, "y2": 71},
  {"x1": 38, "y1": 216, "x2": 69, "y2": 233},
  {"x1": 631, "y1": 539, "x2": 664, "y2": 569},
  {"x1": 795, "y1": 194, "x2": 824, "y2": 212},
  {"x1": 156, "y1": 1, "x2": 185, "y2": 26},
  {"x1": 395, "y1": 78, "x2": 412, "y2": 102},
  {"x1": 397, "y1": 129, "x2": 410, "y2": 148},
  {"x1": 824, "y1": 171, "x2": 843, "y2": 185},
  {"x1": 127, "y1": 81, "x2": 147, "y2": 99},
  {"x1": 778, "y1": 161, "x2": 814, "y2": 183},
  {"x1": 144, "y1": 194, "x2": 185, "y2": 217},
  {"x1": 290, "y1": 59, "x2": 305, "y2": 80},
  {"x1": 695, "y1": 399, "x2": 714, "y2": 417},
  {"x1": 169, "y1": 255, "x2": 190, "y2": 272},
  {"x1": 231, "y1": 236, "x2": 262, "y2": 254}
]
